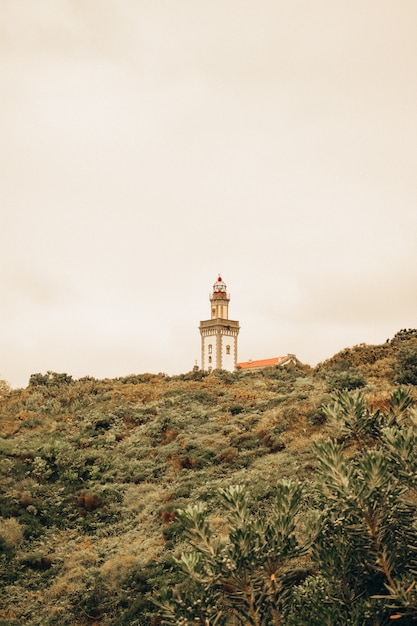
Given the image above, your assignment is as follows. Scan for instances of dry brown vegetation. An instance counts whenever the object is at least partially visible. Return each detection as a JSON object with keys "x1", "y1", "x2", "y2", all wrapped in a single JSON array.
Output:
[{"x1": 1, "y1": 331, "x2": 417, "y2": 624}]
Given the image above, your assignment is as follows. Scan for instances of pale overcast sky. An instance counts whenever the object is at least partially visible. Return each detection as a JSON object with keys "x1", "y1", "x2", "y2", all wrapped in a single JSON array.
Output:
[{"x1": 1, "y1": 1, "x2": 417, "y2": 387}]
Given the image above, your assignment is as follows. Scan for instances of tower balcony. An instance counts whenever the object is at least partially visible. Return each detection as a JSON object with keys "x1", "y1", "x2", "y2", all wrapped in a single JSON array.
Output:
[
  {"x1": 199, "y1": 319, "x2": 240, "y2": 330},
  {"x1": 210, "y1": 292, "x2": 230, "y2": 300}
]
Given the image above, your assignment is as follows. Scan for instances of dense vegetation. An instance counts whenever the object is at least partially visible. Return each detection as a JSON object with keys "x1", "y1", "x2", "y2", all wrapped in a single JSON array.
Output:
[{"x1": 1, "y1": 330, "x2": 417, "y2": 625}]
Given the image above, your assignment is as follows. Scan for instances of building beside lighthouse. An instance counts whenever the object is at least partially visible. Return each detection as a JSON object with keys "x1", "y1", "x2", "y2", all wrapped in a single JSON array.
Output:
[{"x1": 199, "y1": 276, "x2": 240, "y2": 372}]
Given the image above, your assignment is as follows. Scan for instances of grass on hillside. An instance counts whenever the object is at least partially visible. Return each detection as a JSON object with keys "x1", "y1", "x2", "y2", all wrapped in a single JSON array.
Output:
[{"x1": 1, "y1": 330, "x2": 417, "y2": 624}]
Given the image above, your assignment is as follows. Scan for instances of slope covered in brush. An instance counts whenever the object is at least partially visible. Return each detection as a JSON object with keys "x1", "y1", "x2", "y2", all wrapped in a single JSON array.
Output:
[{"x1": 0, "y1": 330, "x2": 417, "y2": 625}]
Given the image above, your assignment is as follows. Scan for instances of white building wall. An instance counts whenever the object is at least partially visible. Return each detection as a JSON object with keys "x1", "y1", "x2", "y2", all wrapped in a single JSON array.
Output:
[
  {"x1": 220, "y1": 335, "x2": 236, "y2": 372},
  {"x1": 202, "y1": 333, "x2": 236, "y2": 372},
  {"x1": 202, "y1": 334, "x2": 217, "y2": 370}
]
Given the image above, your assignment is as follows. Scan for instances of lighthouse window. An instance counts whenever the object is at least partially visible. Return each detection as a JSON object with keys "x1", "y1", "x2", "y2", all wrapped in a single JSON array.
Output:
[
  {"x1": 226, "y1": 345, "x2": 231, "y2": 355},
  {"x1": 208, "y1": 344, "x2": 212, "y2": 354}
]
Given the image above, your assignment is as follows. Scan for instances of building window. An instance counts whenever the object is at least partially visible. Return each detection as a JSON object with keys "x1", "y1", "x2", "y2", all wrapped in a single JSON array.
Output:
[
  {"x1": 208, "y1": 356, "x2": 212, "y2": 364},
  {"x1": 208, "y1": 344, "x2": 212, "y2": 354},
  {"x1": 226, "y1": 345, "x2": 231, "y2": 355}
]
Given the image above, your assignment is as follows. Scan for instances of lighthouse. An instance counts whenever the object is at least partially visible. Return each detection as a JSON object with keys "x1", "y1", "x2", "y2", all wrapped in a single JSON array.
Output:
[{"x1": 199, "y1": 276, "x2": 240, "y2": 372}]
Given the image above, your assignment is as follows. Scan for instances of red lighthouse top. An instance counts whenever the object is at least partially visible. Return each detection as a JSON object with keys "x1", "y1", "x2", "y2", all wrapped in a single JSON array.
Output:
[
  {"x1": 213, "y1": 275, "x2": 227, "y2": 293},
  {"x1": 211, "y1": 275, "x2": 229, "y2": 300}
]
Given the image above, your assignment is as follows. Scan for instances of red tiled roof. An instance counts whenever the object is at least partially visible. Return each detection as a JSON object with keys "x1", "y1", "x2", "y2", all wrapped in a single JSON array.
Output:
[
  {"x1": 237, "y1": 355, "x2": 300, "y2": 370},
  {"x1": 237, "y1": 357, "x2": 282, "y2": 369}
]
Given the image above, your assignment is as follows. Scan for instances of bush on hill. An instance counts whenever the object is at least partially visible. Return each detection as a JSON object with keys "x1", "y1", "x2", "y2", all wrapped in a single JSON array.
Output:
[{"x1": 1, "y1": 332, "x2": 417, "y2": 624}]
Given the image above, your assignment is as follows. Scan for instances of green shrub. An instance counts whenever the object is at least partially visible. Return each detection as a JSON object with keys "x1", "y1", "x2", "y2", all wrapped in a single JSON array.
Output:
[
  {"x1": 229, "y1": 404, "x2": 244, "y2": 415},
  {"x1": 395, "y1": 344, "x2": 417, "y2": 385},
  {"x1": 325, "y1": 363, "x2": 366, "y2": 391},
  {"x1": 154, "y1": 389, "x2": 417, "y2": 625},
  {"x1": 20, "y1": 551, "x2": 53, "y2": 571},
  {"x1": 154, "y1": 481, "x2": 306, "y2": 624}
]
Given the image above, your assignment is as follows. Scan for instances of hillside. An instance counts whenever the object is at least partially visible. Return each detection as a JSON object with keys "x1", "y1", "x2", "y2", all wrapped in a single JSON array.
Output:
[{"x1": 1, "y1": 330, "x2": 417, "y2": 625}]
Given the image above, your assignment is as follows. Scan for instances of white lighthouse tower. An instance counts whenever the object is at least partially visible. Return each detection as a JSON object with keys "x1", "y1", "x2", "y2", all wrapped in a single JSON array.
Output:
[{"x1": 199, "y1": 275, "x2": 240, "y2": 372}]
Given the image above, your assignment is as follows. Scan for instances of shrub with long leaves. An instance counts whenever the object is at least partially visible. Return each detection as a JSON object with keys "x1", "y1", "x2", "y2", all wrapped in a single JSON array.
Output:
[
  {"x1": 322, "y1": 389, "x2": 382, "y2": 447},
  {"x1": 286, "y1": 389, "x2": 417, "y2": 625},
  {"x1": 155, "y1": 388, "x2": 417, "y2": 625},
  {"x1": 155, "y1": 480, "x2": 308, "y2": 625}
]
